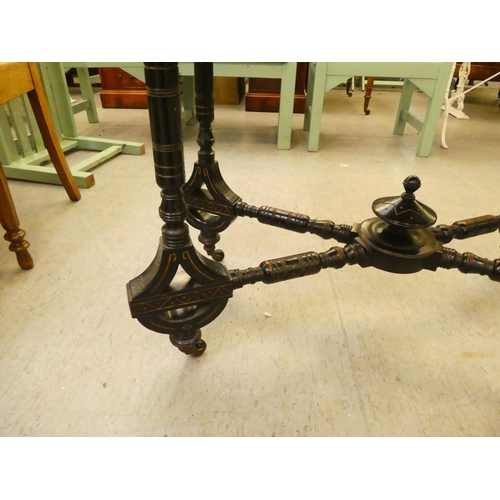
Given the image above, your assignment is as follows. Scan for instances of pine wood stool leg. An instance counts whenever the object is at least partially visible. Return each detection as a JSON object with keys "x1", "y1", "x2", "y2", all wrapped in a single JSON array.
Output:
[{"x1": 0, "y1": 163, "x2": 33, "y2": 270}]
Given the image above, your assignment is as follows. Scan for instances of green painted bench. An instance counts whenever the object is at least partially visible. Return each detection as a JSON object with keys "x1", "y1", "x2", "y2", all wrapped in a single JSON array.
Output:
[
  {"x1": 303, "y1": 62, "x2": 454, "y2": 157},
  {"x1": 1, "y1": 63, "x2": 298, "y2": 189},
  {"x1": 62, "y1": 62, "x2": 298, "y2": 150}
]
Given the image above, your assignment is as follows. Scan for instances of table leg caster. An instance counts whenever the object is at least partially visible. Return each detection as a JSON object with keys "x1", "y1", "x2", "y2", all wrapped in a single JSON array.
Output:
[
  {"x1": 170, "y1": 330, "x2": 207, "y2": 356},
  {"x1": 210, "y1": 250, "x2": 225, "y2": 262}
]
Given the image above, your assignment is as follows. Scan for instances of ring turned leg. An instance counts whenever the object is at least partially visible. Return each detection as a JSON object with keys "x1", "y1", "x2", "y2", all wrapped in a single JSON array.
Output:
[
  {"x1": 183, "y1": 63, "x2": 241, "y2": 261},
  {"x1": 0, "y1": 163, "x2": 34, "y2": 270},
  {"x1": 3, "y1": 227, "x2": 33, "y2": 270},
  {"x1": 127, "y1": 63, "x2": 234, "y2": 356}
]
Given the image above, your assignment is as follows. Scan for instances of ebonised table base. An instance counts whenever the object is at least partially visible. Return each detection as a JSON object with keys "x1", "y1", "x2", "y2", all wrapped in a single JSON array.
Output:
[{"x1": 127, "y1": 63, "x2": 500, "y2": 357}]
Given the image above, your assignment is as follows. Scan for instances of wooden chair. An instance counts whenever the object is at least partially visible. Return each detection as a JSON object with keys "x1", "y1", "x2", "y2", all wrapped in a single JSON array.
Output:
[
  {"x1": 0, "y1": 62, "x2": 81, "y2": 269},
  {"x1": 3, "y1": 63, "x2": 145, "y2": 189},
  {"x1": 62, "y1": 65, "x2": 100, "y2": 123}
]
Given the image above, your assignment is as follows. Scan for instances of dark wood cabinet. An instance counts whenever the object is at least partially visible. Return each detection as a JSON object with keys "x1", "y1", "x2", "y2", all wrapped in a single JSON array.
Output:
[
  {"x1": 98, "y1": 68, "x2": 246, "y2": 109},
  {"x1": 99, "y1": 68, "x2": 148, "y2": 109},
  {"x1": 245, "y1": 62, "x2": 309, "y2": 113},
  {"x1": 454, "y1": 62, "x2": 500, "y2": 82}
]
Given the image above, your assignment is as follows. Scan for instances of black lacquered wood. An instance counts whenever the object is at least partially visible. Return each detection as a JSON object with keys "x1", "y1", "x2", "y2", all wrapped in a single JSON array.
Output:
[
  {"x1": 129, "y1": 63, "x2": 500, "y2": 357},
  {"x1": 372, "y1": 175, "x2": 437, "y2": 229},
  {"x1": 182, "y1": 63, "x2": 241, "y2": 261},
  {"x1": 234, "y1": 201, "x2": 353, "y2": 242},
  {"x1": 194, "y1": 62, "x2": 216, "y2": 164},
  {"x1": 433, "y1": 215, "x2": 500, "y2": 243},
  {"x1": 144, "y1": 62, "x2": 188, "y2": 249},
  {"x1": 127, "y1": 63, "x2": 233, "y2": 356}
]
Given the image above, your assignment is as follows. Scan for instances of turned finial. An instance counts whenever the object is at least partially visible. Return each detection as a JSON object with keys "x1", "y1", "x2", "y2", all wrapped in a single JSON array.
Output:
[
  {"x1": 402, "y1": 175, "x2": 421, "y2": 199},
  {"x1": 372, "y1": 175, "x2": 437, "y2": 229}
]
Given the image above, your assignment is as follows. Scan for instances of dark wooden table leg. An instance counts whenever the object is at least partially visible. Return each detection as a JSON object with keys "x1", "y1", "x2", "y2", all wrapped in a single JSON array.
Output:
[
  {"x1": 183, "y1": 63, "x2": 241, "y2": 261},
  {"x1": 127, "y1": 63, "x2": 233, "y2": 356}
]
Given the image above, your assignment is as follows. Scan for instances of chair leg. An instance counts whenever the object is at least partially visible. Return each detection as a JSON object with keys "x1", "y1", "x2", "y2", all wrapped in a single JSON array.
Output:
[
  {"x1": 364, "y1": 77, "x2": 375, "y2": 115},
  {"x1": 76, "y1": 67, "x2": 99, "y2": 123},
  {"x1": 416, "y1": 65, "x2": 454, "y2": 158},
  {"x1": 276, "y1": 62, "x2": 296, "y2": 150},
  {"x1": 393, "y1": 79, "x2": 415, "y2": 136},
  {"x1": 305, "y1": 63, "x2": 328, "y2": 152},
  {"x1": 346, "y1": 77, "x2": 353, "y2": 97},
  {"x1": 303, "y1": 64, "x2": 316, "y2": 132},
  {"x1": 27, "y1": 63, "x2": 81, "y2": 202},
  {"x1": 416, "y1": 92, "x2": 444, "y2": 157},
  {"x1": 0, "y1": 163, "x2": 33, "y2": 270}
]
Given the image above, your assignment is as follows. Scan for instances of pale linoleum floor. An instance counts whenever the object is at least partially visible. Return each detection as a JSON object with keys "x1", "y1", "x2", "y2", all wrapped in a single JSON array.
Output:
[{"x1": 1, "y1": 82, "x2": 499, "y2": 436}]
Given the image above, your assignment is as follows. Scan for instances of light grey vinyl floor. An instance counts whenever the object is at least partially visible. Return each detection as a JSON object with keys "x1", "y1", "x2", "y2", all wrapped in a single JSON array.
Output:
[{"x1": 1, "y1": 82, "x2": 499, "y2": 437}]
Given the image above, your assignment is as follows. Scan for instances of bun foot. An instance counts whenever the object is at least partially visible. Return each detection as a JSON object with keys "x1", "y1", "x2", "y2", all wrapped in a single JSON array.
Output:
[
  {"x1": 4, "y1": 227, "x2": 34, "y2": 270},
  {"x1": 15, "y1": 248, "x2": 34, "y2": 270}
]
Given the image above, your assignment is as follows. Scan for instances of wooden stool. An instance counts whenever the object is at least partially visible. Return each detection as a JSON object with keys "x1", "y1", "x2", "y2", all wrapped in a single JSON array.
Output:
[{"x1": 0, "y1": 62, "x2": 81, "y2": 269}]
